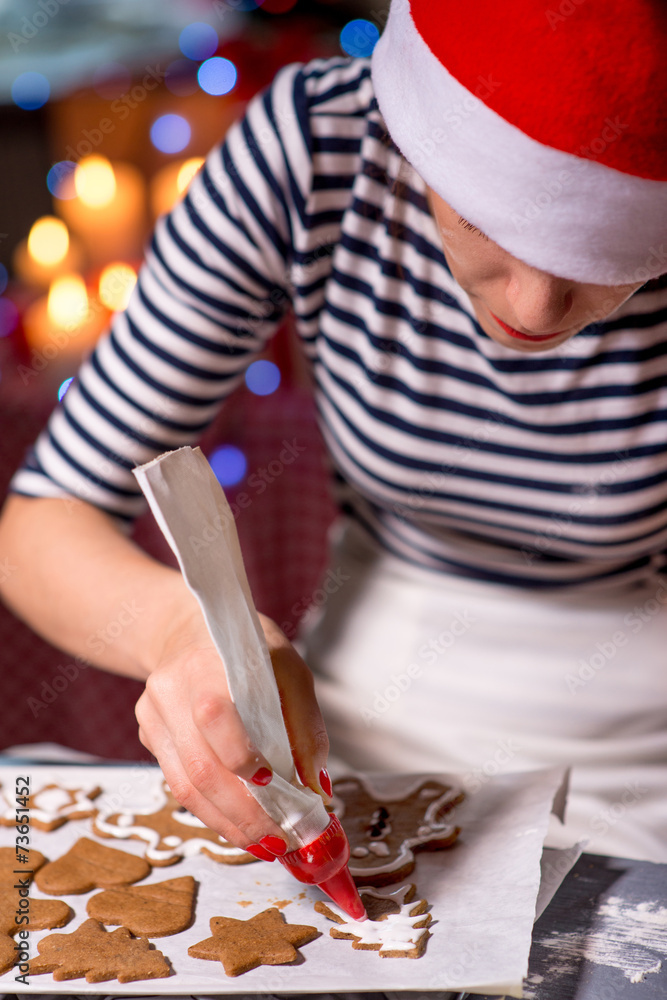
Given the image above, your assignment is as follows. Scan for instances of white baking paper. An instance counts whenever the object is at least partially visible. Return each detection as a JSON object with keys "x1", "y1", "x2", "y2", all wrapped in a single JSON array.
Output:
[{"x1": 0, "y1": 763, "x2": 573, "y2": 996}]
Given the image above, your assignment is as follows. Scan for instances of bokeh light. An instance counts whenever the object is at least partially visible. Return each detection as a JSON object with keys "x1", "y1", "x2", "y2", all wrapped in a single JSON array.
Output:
[
  {"x1": 0, "y1": 299, "x2": 19, "y2": 338},
  {"x1": 0, "y1": 264, "x2": 8, "y2": 296},
  {"x1": 340, "y1": 19, "x2": 380, "y2": 58},
  {"x1": 209, "y1": 445, "x2": 247, "y2": 486},
  {"x1": 99, "y1": 263, "x2": 137, "y2": 312},
  {"x1": 11, "y1": 72, "x2": 50, "y2": 110},
  {"x1": 93, "y1": 62, "x2": 131, "y2": 100},
  {"x1": 74, "y1": 156, "x2": 116, "y2": 208},
  {"x1": 47, "y1": 160, "x2": 77, "y2": 200},
  {"x1": 27, "y1": 217, "x2": 69, "y2": 267},
  {"x1": 197, "y1": 57, "x2": 237, "y2": 97},
  {"x1": 245, "y1": 359, "x2": 281, "y2": 396},
  {"x1": 179, "y1": 22, "x2": 219, "y2": 61},
  {"x1": 150, "y1": 114, "x2": 191, "y2": 154},
  {"x1": 58, "y1": 377, "x2": 74, "y2": 401},
  {"x1": 165, "y1": 59, "x2": 199, "y2": 97},
  {"x1": 47, "y1": 275, "x2": 88, "y2": 329},
  {"x1": 177, "y1": 158, "x2": 205, "y2": 193}
]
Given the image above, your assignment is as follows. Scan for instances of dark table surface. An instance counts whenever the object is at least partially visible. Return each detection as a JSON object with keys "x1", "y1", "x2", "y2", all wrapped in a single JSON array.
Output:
[{"x1": 469, "y1": 852, "x2": 667, "y2": 1000}]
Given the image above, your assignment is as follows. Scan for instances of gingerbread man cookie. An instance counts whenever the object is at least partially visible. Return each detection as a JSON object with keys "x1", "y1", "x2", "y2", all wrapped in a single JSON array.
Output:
[
  {"x1": 332, "y1": 776, "x2": 463, "y2": 885},
  {"x1": 315, "y1": 882, "x2": 431, "y2": 957},
  {"x1": 93, "y1": 781, "x2": 255, "y2": 866}
]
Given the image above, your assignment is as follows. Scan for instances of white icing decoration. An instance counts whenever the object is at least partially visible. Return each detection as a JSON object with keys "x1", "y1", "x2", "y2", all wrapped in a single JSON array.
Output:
[
  {"x1": 322, "y1": 884, "x2": 428, "y2": 954},
  {"x1": 1, "y1": 783, "x2": 99, "y2": 825},
  {"x1": 417, "y1": 825, "x2": 431, "y2": 837},
  {"x1": 162, "y1": 835, "x2": 183, "y2": 847},
  {"x1": 352, "y1": 847, "x2": 369, "y2": 858},
  {"x1": 170, "y1": 809, "x2": 207, "y2": 828},
  {"x1": 93, "y1": 780, "x2": 248, "y2": 862},
  {"x1": 369, "y1": 842, "x2": 390, "y2": 857}
]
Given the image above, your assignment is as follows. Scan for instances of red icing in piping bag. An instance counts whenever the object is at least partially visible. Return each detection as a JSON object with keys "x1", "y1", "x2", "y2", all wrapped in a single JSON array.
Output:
[{"x1": 277, "y1": 814, "x2": 367, "y2": 920}]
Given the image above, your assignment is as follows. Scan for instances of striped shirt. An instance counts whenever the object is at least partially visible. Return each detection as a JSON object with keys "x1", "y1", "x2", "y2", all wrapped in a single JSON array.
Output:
[{"x1": 12, "y1": 57, "x2": 667, "y2": 590}]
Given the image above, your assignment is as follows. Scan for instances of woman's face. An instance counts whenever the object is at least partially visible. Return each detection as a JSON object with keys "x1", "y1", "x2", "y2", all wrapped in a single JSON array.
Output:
[{"x1": 428, "y1": 190, "x2": 645, "y2": 353}]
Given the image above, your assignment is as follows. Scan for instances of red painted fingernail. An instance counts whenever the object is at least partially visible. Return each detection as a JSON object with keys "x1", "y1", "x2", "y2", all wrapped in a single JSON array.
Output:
[
  {"x1": 251, "y1": 767, "x2": 273, "y2": 786},
  {"x1": 259, "y1": 835, "x2": 288, "y2": 856},
  {"x1": 319, "y1": 768, "x2": 333, "y2": 797},
  {"x1": 245, "y1": 843, "x2": 276, "y2": 862}
]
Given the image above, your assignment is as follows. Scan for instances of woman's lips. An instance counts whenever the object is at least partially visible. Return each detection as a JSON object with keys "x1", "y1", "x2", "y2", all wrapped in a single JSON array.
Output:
[{"x1": 489, "y1": 312, "x2": 566, "y2": 342}]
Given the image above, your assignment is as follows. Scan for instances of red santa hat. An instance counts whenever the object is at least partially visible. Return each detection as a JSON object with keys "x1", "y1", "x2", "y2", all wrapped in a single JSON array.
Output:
[{"x1": 371, "y1": 0, "x2": 667, "y2": 286}]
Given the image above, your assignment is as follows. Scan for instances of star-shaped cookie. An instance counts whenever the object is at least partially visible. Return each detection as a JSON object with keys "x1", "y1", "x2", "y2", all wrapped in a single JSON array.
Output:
[
  {"x1": 188, "y1": 907, "x2": 320, "y2": 976},
  {"x1": 87, "y1": 875, "x2": 197, "y2": 936},
  {"x1": 315, "y1": 883, "x2": 431, "y2": 957},
  {"x1": 29, "y1": 918, "x2": 171, "y2": 983},
  {"x1": 0, "y1": 782, "x2": 101, "y2": 831}
]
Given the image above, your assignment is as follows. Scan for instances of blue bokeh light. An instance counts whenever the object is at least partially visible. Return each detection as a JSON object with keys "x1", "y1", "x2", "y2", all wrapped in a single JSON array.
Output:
[
  {"x1": 245, "y1": 359, "x2": 281, "y2": 396},
  {"x1": 339, "y1": 19, "x2": 380, "y2": 58},
  {"x1": 0, "y1": 265, "x2": 8, "y2": 297},
  {"x1": 150, "y1": 114, "x2": 191, "y2": 154},
  {"x1": 58, "y1": 377, "x2": 74, "y2": 401},
  {"x1": 12, "y1": 71, "x2": 50, "y2": 110},
  {"x1": 0, "y1": 299, "x2": 19, "y2": 338},
  {"x1": 197, "y1": 57, "x2": 237, "y2": 97},
  {"x1": 209, "y1": 445, "x2": 247, "y2": 487},
  {"x1": 46, "y1": 160, "x2": 77, "y2": 199},
  {"x1": 179, "y1": 22, "x2": 219, "y2": 61}
]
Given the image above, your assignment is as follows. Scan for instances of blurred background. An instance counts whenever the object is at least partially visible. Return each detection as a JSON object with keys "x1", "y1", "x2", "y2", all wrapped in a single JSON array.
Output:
[{"x1": 0, "y1": 0, "x2": 389, "y2": 759}]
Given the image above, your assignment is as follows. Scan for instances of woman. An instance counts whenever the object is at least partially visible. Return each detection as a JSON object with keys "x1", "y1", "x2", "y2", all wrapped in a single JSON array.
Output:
[{"x1": 1, "y1": 0, "x2": 666, "y2": 863}]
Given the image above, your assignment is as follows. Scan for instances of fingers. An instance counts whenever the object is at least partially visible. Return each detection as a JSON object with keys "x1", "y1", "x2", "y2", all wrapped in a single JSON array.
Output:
[
  {"x1": 266, "y1": 630, "x2": 331, "y2": 801},
  {"x1": 136, "y1": 662, "x2": 288, "y2": 850}
]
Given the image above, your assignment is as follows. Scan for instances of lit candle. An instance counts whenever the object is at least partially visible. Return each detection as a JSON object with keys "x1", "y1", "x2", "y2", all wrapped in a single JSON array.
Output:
[
  {"x1": 22, "y1": 273, "x2": 109, "y2": 360},
  {"x1": 58, "y1": 156, "x2": 147, "y2": 264},
  {"x1": 150, "y1": 156, "x2": 204, "y2": 219},
  {"x1": 12, "y1": 215, "x2": 83, "y2": 289}
]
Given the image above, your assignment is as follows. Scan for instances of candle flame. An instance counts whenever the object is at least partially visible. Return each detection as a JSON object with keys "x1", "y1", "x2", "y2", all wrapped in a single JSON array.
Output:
[
  {"x1": 47, "y1": 274, "x2": 89, "y2": 329},
  {"x1": 177, "y1": 157, "x2": 204, "y2": 193},
  {"x1": 99, "y1": 262, "x2": 137, "y2": 312},
  {"x1": 27, "y1": 216, "x2": 69, "y2": 267},
  {"x1": 74, "y1": 156, "x2": 116, "y2": 208}
]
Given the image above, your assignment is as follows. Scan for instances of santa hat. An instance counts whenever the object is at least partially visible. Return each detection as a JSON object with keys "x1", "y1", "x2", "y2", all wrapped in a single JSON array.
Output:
[{"x1": 371, "y1": 0, "x2": 667, "y2": 286}]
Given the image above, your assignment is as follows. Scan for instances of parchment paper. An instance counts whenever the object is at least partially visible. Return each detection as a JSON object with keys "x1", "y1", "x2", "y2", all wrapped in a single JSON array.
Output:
[{"x1": 0, "y1": 763, "x2": 575, "y2": 996}]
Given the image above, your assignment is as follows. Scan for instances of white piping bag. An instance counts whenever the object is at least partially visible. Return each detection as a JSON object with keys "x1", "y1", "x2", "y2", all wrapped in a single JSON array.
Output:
[{"x1": 134, "y1": 446, "x2": 365, "y2": 918}]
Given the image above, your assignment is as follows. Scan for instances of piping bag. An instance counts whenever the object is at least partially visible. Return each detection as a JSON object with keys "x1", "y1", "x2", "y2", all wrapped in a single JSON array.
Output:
[{"x1": 134, "y1": 446, "x2": 366, "y2": 920}]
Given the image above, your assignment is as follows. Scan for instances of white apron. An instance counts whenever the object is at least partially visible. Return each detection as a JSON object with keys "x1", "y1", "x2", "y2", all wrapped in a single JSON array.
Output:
[{"x1": 299, "y1": 521, "x2": 667, "y2": 862}]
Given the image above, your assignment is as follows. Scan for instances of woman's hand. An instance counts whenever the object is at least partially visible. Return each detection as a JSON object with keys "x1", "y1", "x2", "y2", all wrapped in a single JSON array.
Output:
[{"x1": 135, "y1": 603, "x2": 330, "y2": 857}]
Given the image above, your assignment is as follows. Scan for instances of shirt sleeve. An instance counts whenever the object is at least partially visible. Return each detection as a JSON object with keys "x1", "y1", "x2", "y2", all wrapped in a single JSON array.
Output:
[{"x1": 10, "y1": 61, "x2": 314, "y2": 520}]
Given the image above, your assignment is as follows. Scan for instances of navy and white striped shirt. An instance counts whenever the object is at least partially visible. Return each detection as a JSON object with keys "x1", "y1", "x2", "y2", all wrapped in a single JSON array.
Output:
[{"x1": 12, "y1": 58, "x2": 667, "y2": 590}]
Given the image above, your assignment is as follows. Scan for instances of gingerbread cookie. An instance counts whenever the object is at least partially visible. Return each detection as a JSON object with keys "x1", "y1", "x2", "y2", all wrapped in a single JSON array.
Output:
[
  {"x1": 29, "y1": 918, "x2": 171, "y2": 983},
  {"x1": 93, "y1": 782, "x2": 255, "y2": 866},
  {"x1": 188, "y1": 907, "x2": 320, "y2": 977},
  {"x1": 0, "y1": 846, "x2": 46, "y2": 888},
  {"x1": 87, "y1": 875, "x2": 196, "y2": 936},
  {"x1": 332, "y1": 776, "x2": 463, "y2": 886},
  {"x1": 0, "y1": 888, "x2": 73, "y2": 977},
  {"x1": 315, "y1": 883, "x2": 431, "y2": 957},
  {"x1": 0, "y1": 781, "x2": 101, "y2": 832},
  {"x1": 35, "y1": 838, "x2": 150, "y2": 895}
]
